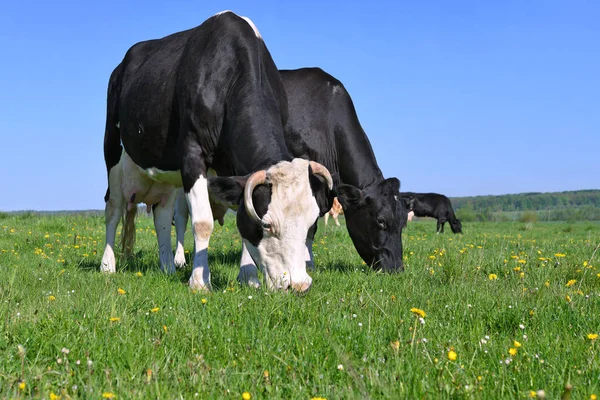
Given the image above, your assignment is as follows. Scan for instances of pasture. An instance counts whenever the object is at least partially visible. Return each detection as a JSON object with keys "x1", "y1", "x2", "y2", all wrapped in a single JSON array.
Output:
[{"x1": 0, "y1": 213, "x2": 599, "y2": 399}]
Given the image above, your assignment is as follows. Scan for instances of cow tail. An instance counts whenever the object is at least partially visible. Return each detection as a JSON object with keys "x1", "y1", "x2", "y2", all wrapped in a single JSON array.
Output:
[{"x1": 121, "y1": 204, "x2": 137, "y2": 258}]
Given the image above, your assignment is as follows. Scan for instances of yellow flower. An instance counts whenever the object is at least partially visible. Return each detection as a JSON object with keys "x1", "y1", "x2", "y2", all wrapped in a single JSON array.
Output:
[
  {"x1": 136, "y1": 271, "x2": 143, "y2": 277},
  {"x1": 566, "y1": 279, "x2": 576, "y2": 287},
  {"x1": 545, "y1": 281, "x2": 550, "y2": 287},
  {"x1": 242, "y1": 392, "x2": 251, "y2": 400},
  {"x1": 509, "y1": 348, "x2": 517, "y2": 356},
  {"x1": 529, "y1": 391, "x2": 537, "y2": 398},
  {"x1": 390, "y1": 340, "x2": 400, "y2": 351},
  {"x1": 18, "y1": 381, "x2": 26, "y2": 390},
  {"x1": 518, "y1": 259, "x2": 526, "y2": 264},
  {"x1": 109, "y1": 317, "x2": 120, "y2": 322},
  {"x1": 48, "y1": 295, "x2": 56, "y2": 301},
  {"x1": 591, "y1": 394, "x2": 597, "y2": 400},
  {"x1": 201, "y1": 298, "x2": 207, "y2": 304},
  {"x1": 49, "y1": 393, "x2": 61, "y2": 400},
  {"x1": 488, "y1": 274, "x2": 498, "y2": 280},
  {"x1": 102, "y1": 393, "x2": 116, "y2": 399},
  {"x1": 513, "y1": 340, "x2": 522, "y2": 348},
  {"x1": 566, "y1": 295, "x2": 572, "y2": 303},
  {"x1": 513, "y1": 267, "x2": 521, "y2": 272},
  {"x1": 555, "y1": 253, "x2": 566, "y2": 257},
  {"x1": 410, "y1": 308, "x2": 426, "y2": 318},
  {"x1": 151, "y1": 307, "x2": 159, "y2": 313},
  {"x1": 311, "y1": 398, "x2": 327, "y2": 400},
  {"x1": 519, "y1": 272, "x2": 525, "y2": 278},
  {"x1": 448, "y1": 350, "x2": 457, "y2": 361},
  {"x1": 163, "y1": 325, "x2": 168, "y2": 333},
  {"x1": 117, "y1": 288, "x2": 126, "y2": 295},
  {"x1": 587, "y1": 333, "x2": 598, "y2": 340}
]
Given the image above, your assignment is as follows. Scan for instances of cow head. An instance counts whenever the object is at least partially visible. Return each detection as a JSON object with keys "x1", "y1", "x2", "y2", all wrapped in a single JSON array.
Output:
[
  {"x1": 337, "y1": 178, "x2": 406, "y2": 272},
  {"x1": 450, "y1": 218, "x2": 463, "y2": 234},
  {"x1": 209, "y1": 158, "x2": 333, "y2": 292}
]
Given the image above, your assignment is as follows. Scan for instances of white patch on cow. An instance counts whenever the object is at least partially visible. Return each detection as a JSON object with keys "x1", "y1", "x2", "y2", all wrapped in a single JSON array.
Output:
[
  {"x1": 244, "y1": 158, "x2": 318, "y2": 292},
  {"x1": 100, "y1": 164, "x2": 124, "y2": 273},
  {"x1": 187, "y1": 175, "x2": 214, "y2": 291},
  {"x1": 116, "y1": 121, "x2": 120, "y2": 129},
  {"x1": 407, "y1": 211, "x2": 414, "y2": 222},
  {"x1": 173, "y1": 187, "x2": 188, "y2": 268},
  {"x1": 238, "y1": 241, "x2": 261, "y2": 288}
]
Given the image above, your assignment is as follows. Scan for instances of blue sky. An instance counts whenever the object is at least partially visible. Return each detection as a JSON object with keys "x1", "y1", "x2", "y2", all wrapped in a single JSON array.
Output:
[{"x1": 0, "y1": 1, "x2": 598, "y2": 211}]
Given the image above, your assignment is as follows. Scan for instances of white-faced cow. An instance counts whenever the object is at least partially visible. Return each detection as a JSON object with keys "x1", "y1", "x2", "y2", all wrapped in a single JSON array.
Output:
[
  {"x1": 399, "y1": 192, "x2": 463, "y2": 234},
  {"x1": 100, "y1": 11, "x2": 332, "y2": 293},
  {"x1": 173, "y1": 67, "x2": 407, "y2": 284}
]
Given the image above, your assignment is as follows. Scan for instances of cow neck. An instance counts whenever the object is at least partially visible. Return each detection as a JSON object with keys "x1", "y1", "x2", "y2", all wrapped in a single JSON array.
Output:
[{"x1": 336, "y1": 128, "x2": 384, "y2": 190}]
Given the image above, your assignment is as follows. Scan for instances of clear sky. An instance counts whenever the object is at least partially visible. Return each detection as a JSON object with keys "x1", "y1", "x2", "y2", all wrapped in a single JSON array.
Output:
[{"x1": 1, "y1": 0, "x2": 598, "y2": 211}]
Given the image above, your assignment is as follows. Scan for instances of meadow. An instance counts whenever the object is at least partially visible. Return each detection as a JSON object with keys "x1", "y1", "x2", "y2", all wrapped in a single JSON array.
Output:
[{"x1": 0, "y1": 212, "x2": 599, "y2": 399}]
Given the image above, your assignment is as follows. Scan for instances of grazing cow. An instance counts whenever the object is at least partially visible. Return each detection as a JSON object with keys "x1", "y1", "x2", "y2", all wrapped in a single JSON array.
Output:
[
  {"x1": 324, "y1": 197, "x2": 344, "y2": 226},
  {"x1": 100, "y1": 11, "x2": 333, "y2": 293},
  {"x1": 174, "y1": 67, "x2": 407, "y2": 281},
  {"x1": 399, "y1": 192, "x2": 462, "y2": 234}
]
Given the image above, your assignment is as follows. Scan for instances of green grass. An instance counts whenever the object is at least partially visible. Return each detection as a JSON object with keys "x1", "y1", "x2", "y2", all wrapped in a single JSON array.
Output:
[{"x1": 1, "y1": 213, "x2": 599, "y2": 399}]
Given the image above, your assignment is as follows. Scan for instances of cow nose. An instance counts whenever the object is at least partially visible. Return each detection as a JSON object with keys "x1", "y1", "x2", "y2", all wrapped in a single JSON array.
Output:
[
  {"x1": 291, "y1": 276, "x2": 312, "y2": 294},
  {"x1": 379, "y1": 249, "x2": 404, "y2": 272}
]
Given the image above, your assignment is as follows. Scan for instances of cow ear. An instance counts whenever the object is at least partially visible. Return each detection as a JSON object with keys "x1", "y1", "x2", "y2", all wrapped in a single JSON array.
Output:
[
  {"x1": 381, "y1": 177, "x2": 400, "y2": 193},
  {"x1": 208, "y1": 176, "x2": 249, "y2": 206},
  {"x1": 337, "y1": 184, "x2": 364, "y2": 211}
]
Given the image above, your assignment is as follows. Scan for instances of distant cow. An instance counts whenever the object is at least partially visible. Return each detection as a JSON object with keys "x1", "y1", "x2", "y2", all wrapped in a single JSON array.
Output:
[
  {"x1": 399, "y1": 192, "x2": 462, "y2": 234},
  {"x1": 324, "y1": 197, "x2": 344, "y2": 226},
  {"x1": 100, "y1": 11, "x2": 333, "y2": 293}
]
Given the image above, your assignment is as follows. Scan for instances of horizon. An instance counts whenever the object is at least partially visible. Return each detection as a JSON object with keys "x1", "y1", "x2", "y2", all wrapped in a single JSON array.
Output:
[{"x1": 1, "y1": 1, "x2": 598, "y2": 211}]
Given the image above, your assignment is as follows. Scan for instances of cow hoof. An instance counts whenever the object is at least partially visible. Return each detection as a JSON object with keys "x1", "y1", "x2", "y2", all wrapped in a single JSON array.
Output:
[
  {"x1": 100, "y1": 262, "x2": 116, "y2": 273},
  {"x1": 305, "y1": 261, "x2": 315, "y2": 271},
  {"x1": 189, "y1": 278, "x2": 211, "y2": 292},
  {"x1": 174, "y1": 253, "x2": 187, "y2": 269},
  {"x1": 237, "y1": 265, "x2": 261, "y2": 288}
]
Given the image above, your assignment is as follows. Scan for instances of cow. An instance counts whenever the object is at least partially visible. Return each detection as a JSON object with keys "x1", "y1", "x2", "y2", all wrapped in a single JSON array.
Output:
[
  {"x1": 324, "y1": 197, "x2": 344, "y2": 226},
  {"x1": 407, "y1": 210, "x2": 415, "y2": 222},
  {"x1": 399, "y1": 192, "x2": 462, "y2": 234},
  {"x1": 100, "y1": 11, "x2": 333, "y2": 293},
  {"x1": 173, "y1": 67, "x2": 407, "y2": 285}
]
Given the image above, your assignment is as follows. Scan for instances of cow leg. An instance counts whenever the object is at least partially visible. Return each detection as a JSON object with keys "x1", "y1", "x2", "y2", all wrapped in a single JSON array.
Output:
[
  {"x1": 101, "y1": 166, "x2": 124, "y2": 273},
  {"x1": 440, "y1": 221, "x2": 445, "y2": 234},
  {"x1": 185, "y1": 175, "x2": 214, "y2": 291},
  {"x1": 238, "y1": 241, "x2": 261, "y2": 288},
  {"x1": 305, "y1": 221, "x2": 318, "y2": 271},
  {"x1": 324, "y1": 212, "x2": 330, "y2": 226},
  {"x1": 334, "y1": 213, "x2": 340, "y2": 226},
  {"x1": 153, "y1": 190, "x2": 177, "y2": 273},
  {"x1": 173, "y1": 188, "x2": 189, "y2": 268},
  {"x1": 436, "y1": 220, "x2": 441, "y2": 234}
]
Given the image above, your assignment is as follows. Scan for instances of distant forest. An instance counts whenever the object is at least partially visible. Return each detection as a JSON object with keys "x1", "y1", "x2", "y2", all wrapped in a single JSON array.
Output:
[{"x1": 450, "y1": 190, "x2": 600, "y2": 222}]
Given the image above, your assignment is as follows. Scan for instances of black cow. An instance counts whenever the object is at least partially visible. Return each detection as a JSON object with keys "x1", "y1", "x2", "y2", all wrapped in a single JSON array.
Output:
[
  {"x1": 399, "y1": 192, "x2": 462, "y2": 234},
  {"x1": 174, "y1": 67, "x2": 407, "y2": 282},
  {"x1": 100, "y1": 11, "x2": 333, "y2": 293}
]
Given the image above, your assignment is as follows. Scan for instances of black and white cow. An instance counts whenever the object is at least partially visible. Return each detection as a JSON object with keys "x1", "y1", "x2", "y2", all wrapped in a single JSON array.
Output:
[
  {"x1": 174, "y1": 67, "x2": 407, "y2": 283},
  {"x1": 100, "y1": 11, "x2": 333, "y2": 293},
  {"x1": 399, "y1": 192, "x2": 462, "y2": 234}
]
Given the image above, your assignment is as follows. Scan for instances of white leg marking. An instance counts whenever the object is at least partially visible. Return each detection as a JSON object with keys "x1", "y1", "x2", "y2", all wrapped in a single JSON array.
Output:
[
  {"x1": 305, "y1": 239, "x2": 315, "y2": 271},
  {"x1": 173, "y1": 188, "x2": 189, "y2": 268},
  {"x1": 187, "y1": 176, "x2": 214, "y2": 291},
  {"x1": 324, "y1": 212, "x2": 329, "y2": 226},
  {"x1": 153, "y1": 190, "x2": 177, "y2": 273},
  {"x1": 101, "y1": 166, "x2": 124, "y2": 273},
  {"x1": 238, "y1": 241, "x2": 261, "y2": 288}
]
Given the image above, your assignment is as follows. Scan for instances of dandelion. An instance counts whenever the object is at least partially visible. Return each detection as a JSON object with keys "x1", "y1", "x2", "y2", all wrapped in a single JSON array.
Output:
[
  {"x1": 163, "y1": 325, "x2": 168, "y2": 333},
  {"x1": 48, "y1": 295, "x2": 56, "y2": 301},
  {"x1": 311, "y1": 397, "x2": 327, "y2": 400},
  {"x1": 518, "y1": 259, "x2": 526, "y2": 264},
  {"x1": 566, "y1": 279, "x2": 577, "y2": 287},
  {"x1": 587, "y1": 333, "x2": 598, "y2": 340},
  {"x1": 50, "y1": 393, "x2": 61, "y2": 400},
  {"x1": 513, "y1": 340, "x2": 522, "y2": 348},
  {"x1": 242, "y1": 392, "x2": 251, "y2": 400},
  {"x1": 201, "y1": 298, "x2": 207, "y2": 304},
  {"x1": 117, "y1": 288, "x2": 126, "y2": 295},
  {"x1": 109, "y1": 317, "x2": 120, "y2": 322},
  {"x1": 509, "y1": 348, "x2": 517, "y2": 356},
  {"x1": 136, "y1": 271, "x2": 143, "y2": 277},
  {"x1": 545, "y1": 281, "x2": 550, "y2": 287},
  {"x1": 448, "y1": 350, "x2": 457, "y2": 361},
  {"x1": 102, "y1": 393, "x2": 116, "y2": 399},
  {"x1": 151, "y1": 307, "x2": 159, "y2": 313},
  {"x1": 18, "y1": 381, "x2": 26, "y2": 390},
  {"x1": 591, "y1": 394, "x2": 597, "y2": 400},
  {"x1": 488, "y1": 274, "x2": 498, "y2": 280},
  {"x1": 390, "y1": 340, "x2": 400, "y2": 351},
  {"x1": 410, "y1": 308, "x2": 426, "y2": 318},
  {"x1": 566, "y1": 295, "x2": 572, "y2": 303},
  {"x1": 529, "y1": 391, "x2": 536, "y2": 398},
  {"x1": 520, "y1": 272, "x2": 525, "y2": 278},
  {"x1": 555, "y1": 253, "x2": 566, "y2": 257}
]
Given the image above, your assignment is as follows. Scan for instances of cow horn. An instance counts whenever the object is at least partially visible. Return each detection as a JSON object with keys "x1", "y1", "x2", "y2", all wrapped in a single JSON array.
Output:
[
  {"x1": 244, "y1": 170, "x2": 271, "y2": 229},
  {"x1": 309, "y1": 161, "x2": 333, "y2": 190}
]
